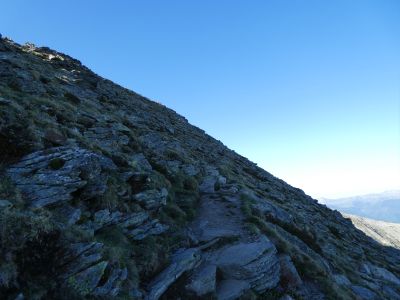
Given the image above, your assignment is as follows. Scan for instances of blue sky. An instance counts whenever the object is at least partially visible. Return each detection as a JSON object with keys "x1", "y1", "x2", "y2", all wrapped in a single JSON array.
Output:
[{"x1": 1, "y1": 0, "x2": 399, "y2": 198}]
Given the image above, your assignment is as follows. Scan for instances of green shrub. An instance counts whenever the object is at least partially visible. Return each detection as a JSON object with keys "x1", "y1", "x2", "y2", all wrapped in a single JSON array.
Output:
[
  {"x1": 163, "y1": 202, "x2": 187, "y2": 225},
  {"x1": 89, "y1": 175, "x2": 121, "y2": 210},
  {"x1": 183, "y1": 177, "x2": 198, "y2": 191},
  {"x1": 247, "y1": 217, "x2": 291, "y2": 253},
  {"x1": 217, "y1": 164, "x2": 235, "y2": 179},
  {"x1": 0, "y1": 260, "x2": 17, "y2": 288},
  {"x1": 132, "y1": 236, "x2": 169, "y2": 282},
  {"x1": 277, "y1": 222, "x2": 323, "y2": 254},
  {"x1": 0, "y1": 208, "x2": 54, "y2": 251},
  {"x1": 64, "y1": 92, "x2": 80, "y2": 104},
  {"x1": 95, "y1": 226, "x2": 139, "y2": 286},
  {"x1": 0, "y1": 175, "x2": 21, "y2": 204},
  {"x1": 257, "y1": 289, "x2": 286, "y2": 300},
  {"x1": 292, "y1": 252, "x2": 327, "y2": 278},
  {"x1": 328, "y1": 225, "x2": 341, "y2": 239},
  {"x1": 240, "y1": 193, "x2": 254, "y2": 217},
  {"x1": 0, "y1": 207, "x2": 60, "y2": 298},
  {"x1": 165, "y1": 149, "x2": 181, "y2": 161},
  {"x1": 48, "y1": 158, "x2": 65, "y2": 170},
  {"x1": 245, "y1": 223, "x2": 260, "y2": 235}
]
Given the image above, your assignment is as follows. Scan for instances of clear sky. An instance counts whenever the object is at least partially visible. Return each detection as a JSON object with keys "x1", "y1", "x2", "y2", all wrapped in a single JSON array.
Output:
[{"x1": 1, "y1": 0, "x2": 399, "y2": 198}]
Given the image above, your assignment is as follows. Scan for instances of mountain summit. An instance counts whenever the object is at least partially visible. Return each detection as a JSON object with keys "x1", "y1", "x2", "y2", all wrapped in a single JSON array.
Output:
[{"x1": 0, "y1": 37, "x2": 399, "y2": 300}]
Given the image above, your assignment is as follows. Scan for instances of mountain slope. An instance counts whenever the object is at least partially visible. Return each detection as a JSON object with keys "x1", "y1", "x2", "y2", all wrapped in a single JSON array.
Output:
[
  {"x1": 343, "y1": 214, "x2": 400, "y2": 249},
  {"x1": 0, "y1": 37, "x2": 399, "y2": 300}
]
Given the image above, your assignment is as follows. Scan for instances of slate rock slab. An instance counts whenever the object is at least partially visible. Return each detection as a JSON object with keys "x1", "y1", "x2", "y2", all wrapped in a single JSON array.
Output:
[
  {"x1": 7, "y1": 146, "x2": 116, "y2": 207},
  {"x1": 146, "y1": 248, "x2": 201, "y2": 300},
  {"x1": 208, "y1": 236, "x2": 280, "y2": 293}
]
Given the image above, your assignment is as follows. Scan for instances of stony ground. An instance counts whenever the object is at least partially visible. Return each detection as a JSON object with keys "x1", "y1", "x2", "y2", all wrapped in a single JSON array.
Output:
[{"x1": 0, "y1": 37, "x2": 399, "y2": 300}]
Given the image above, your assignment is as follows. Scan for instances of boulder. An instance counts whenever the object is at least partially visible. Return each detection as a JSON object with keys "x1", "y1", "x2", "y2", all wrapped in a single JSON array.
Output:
[
  {"x1": 185, "y1": 264, "x2": 216, "y2": 296},
  {"x1": 90, "y1": 209, "x2": 151, "y2": 231},
  {"x1": 14, "y1": 293, "x2": 24, "y2": 300},
  {"x1": 92, "y1": 209, "x2": 124, "y2": 230},
  {"x1": 0, "y1": 199, "x2": 12, "y2": 209},
  {"x1": 53, "y1": 205, "x2": 82, "y2": 227},
  {"x1": 242, "y1": 189, "x2": 293, "y2": 224},
  {"x1": 216, "y1": 279, "x2": 250, "y2": 300},
  {"x1": 93, "y1": 267, "x2": 128, "y2": 297},
  {"x1": 199, "y1": 175, "x2": 226, "y2": 194},
  {"x1": 333, "y1": 274, "x2": 351, "y2": 286},
  {"x1": 59, "y1": 242, "x2": 129, "y2": 297},
  {"x1": 367, "y1": 264, "x2": 400, "y2": 285},
  {"x1": 182, "y1": 164, "x2": 200, "y2": 176},
  {"x1": 146, "y1": 248, "x2": 201, "y2": 300},
  {"x1": 0, "y1": 97, "x2": 12, "y2": 105},
  {"x1": 126, "y1": 219, "x2": 169, "y2": 240},
  {"x1": 199, "y1": 176, "x2": 217, "y2": 194},
  {"x1": 83, "y1": 125, "x2": 130, "y2": 153},
  {"x1": 7, "y1": 147, "x2": 116, "y2": 207},
  {"x1": 130, "y1": 288, "x2": 144, "y2": 299},
  {"x1": 130, "y1": 153, "x2": 153, "y2": 171},
  {"x1": 44, "y1": 129, "x2": 66, "y2": 145},
  {"x1": 360, "y1": 263, "x2": 372, "y2": 274},
  {"x1": 133, "y1": 188, "x2": 168, "y2": 210},
  {"x1": 60, "y1": 242, "x2": 104, "y2": 279},
  {"x1": 219, "y1": 184, "x2": 240, "y2": 195},
  {"x1": 210, "y1": 236, "x2": 280, "y2": 292},
  {"x1": 351, "y1": 285, "x2": 377, "y2": 300},
  {"x1": 119, "y1": 211, "x2": 150, "y2": 228},
  {"x1": 279, "y1": 295, "x2": 294, "y2": 300},
  {"x1": 83, "y1": 209, "x2": 167, "y2": 240},
  {"x1": 382, "y1": 285, "x2": 400, "y2": 299},
  {"x1": 199, "y1": 167, "x2": 226, "y2": 194},
  {"x1": 252, "y1": 200, "x2": 293, "y2": 224},
  {"x1": 66, "y1": 261, "x2": 108, "y2": 296}
]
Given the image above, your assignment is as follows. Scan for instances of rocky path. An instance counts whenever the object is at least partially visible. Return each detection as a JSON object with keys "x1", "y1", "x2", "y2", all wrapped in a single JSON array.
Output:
[
  {"x1": 190, "y1": 191, "x2": 245, "y2": 244},
  {"x1": 145, "y1": 171, "x2": 282, "y2": 300}
]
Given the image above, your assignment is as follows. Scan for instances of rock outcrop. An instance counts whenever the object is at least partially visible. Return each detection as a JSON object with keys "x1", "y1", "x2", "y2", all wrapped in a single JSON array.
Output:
[
  {"x1": 7, "y1": 146, "x2": 116, "y2": 207},
  {"x1": 0, "y1": 36, "x2": 399, "y2": 299}
]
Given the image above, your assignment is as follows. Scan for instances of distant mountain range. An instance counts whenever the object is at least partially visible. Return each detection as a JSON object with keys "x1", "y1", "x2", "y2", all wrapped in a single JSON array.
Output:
[{"x1": 321, "y1": 190, "x2": 400, "y2": 223}]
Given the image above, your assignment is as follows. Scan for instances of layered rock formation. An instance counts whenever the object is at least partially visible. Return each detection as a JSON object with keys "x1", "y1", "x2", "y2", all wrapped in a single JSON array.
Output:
[{"x1": 0, "y1": 36, "x2": 399, "y2": 299}]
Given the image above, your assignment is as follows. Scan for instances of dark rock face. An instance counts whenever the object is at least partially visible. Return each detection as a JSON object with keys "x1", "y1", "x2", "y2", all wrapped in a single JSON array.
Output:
[{"x1": 0, "y1": 37, "x2": 399, "y2": 300}]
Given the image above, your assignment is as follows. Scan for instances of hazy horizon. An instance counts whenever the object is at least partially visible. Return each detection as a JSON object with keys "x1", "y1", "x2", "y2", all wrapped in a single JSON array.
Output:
[
  {"x1": 319, "y1": 189, "x2": 400, "y2": 201},
  {"x1": 321, "y1": 189, "x2": 400, "y2": 223},
  {"x1": 2, "y1": 0, "x2": 399, "y2": 198}
]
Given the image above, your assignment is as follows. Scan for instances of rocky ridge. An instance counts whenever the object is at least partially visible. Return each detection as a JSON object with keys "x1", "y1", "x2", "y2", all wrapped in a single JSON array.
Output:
[{"x1": 0, "y1": 36, "x2": 399, "y2": 299}]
